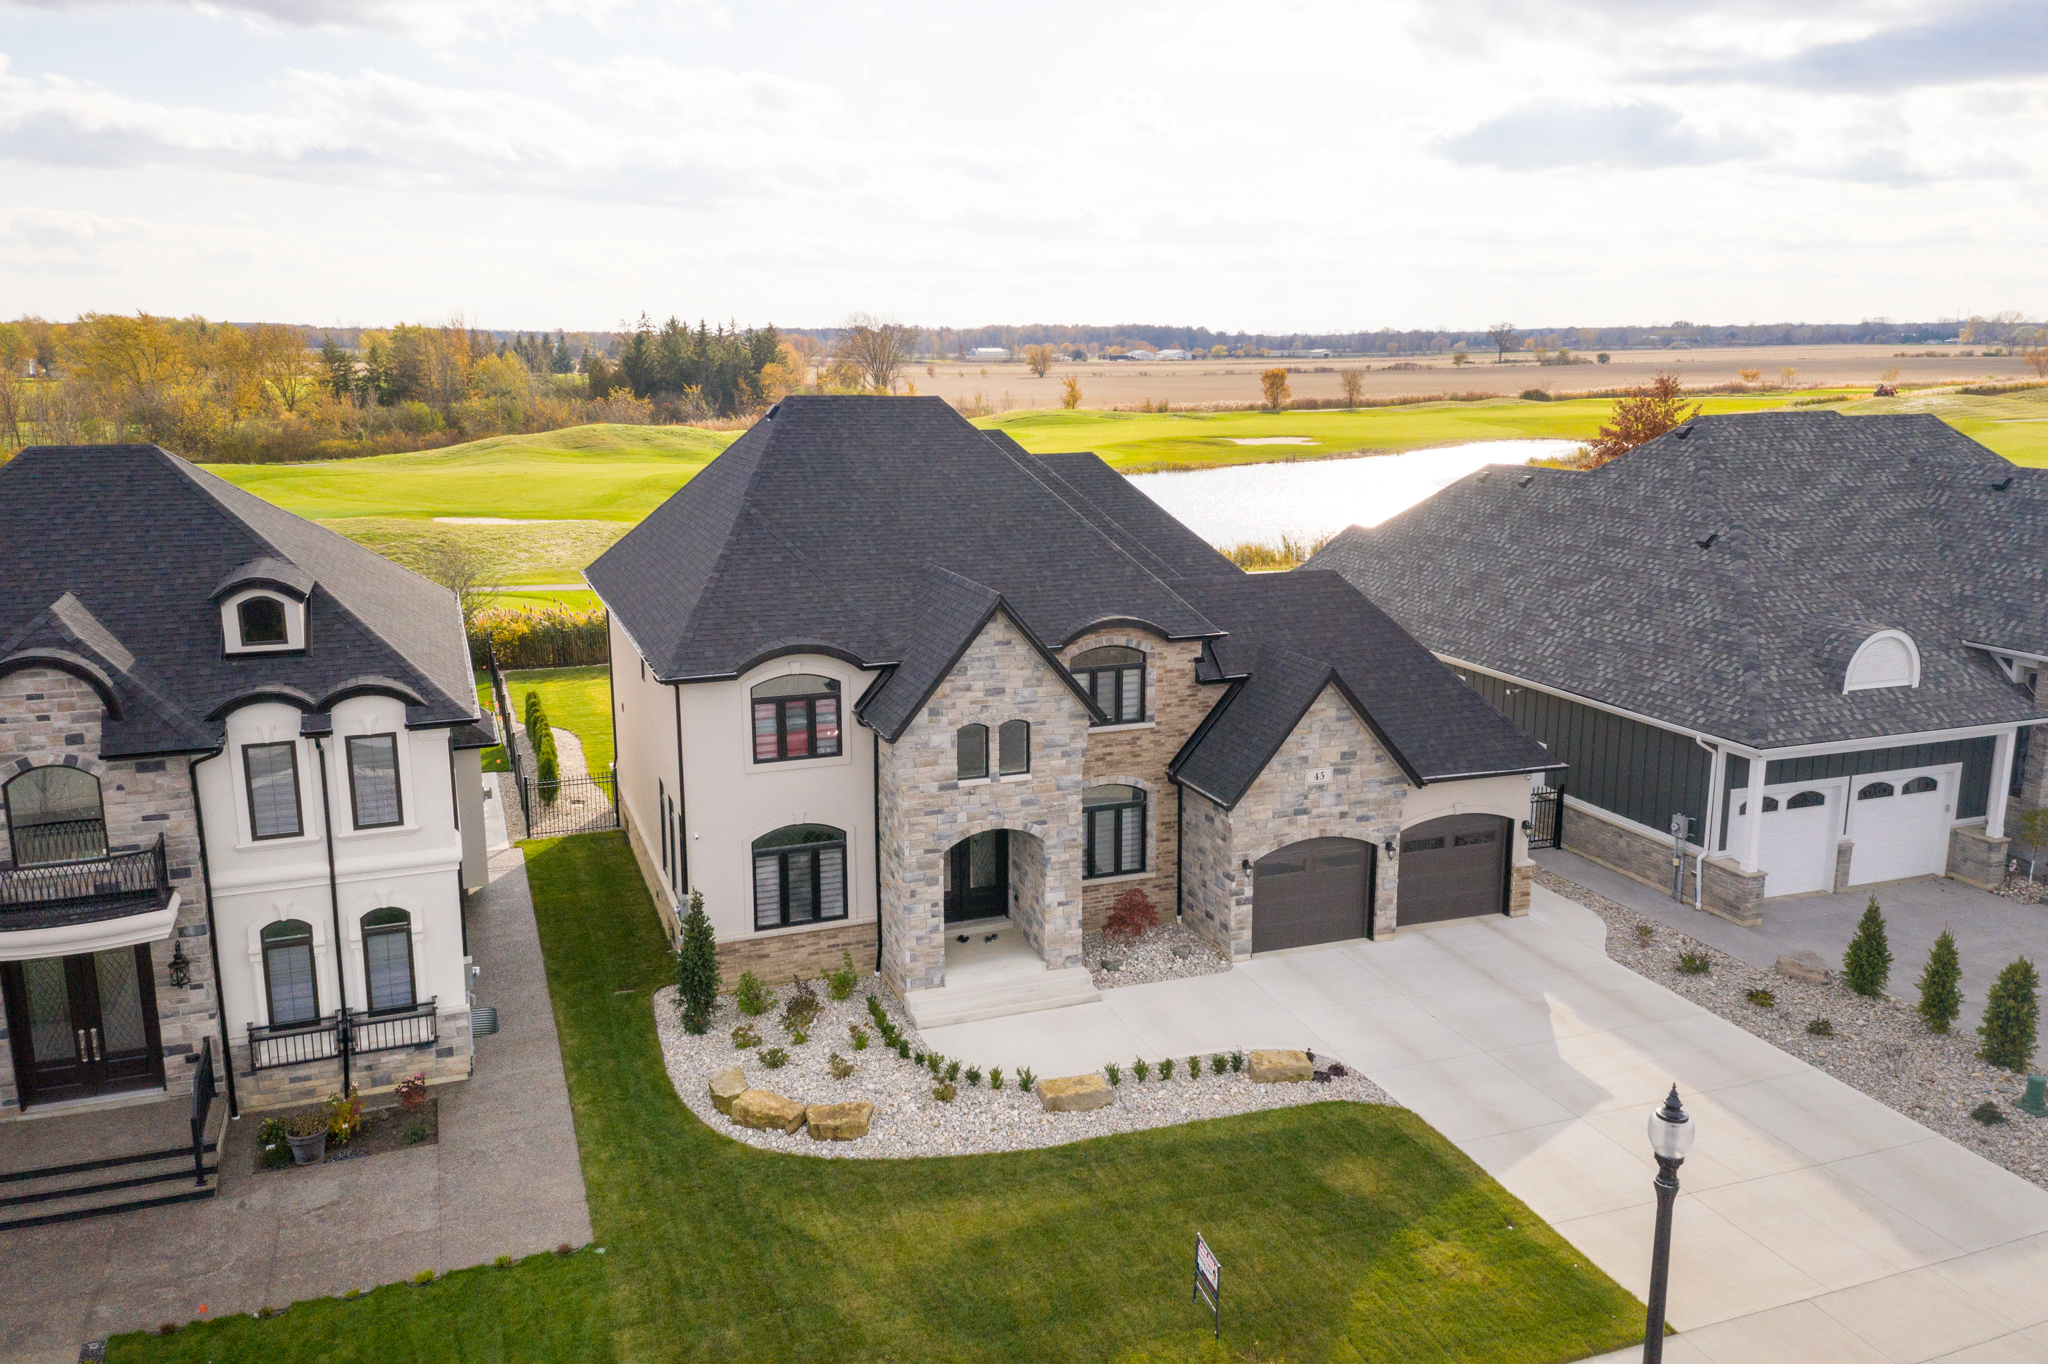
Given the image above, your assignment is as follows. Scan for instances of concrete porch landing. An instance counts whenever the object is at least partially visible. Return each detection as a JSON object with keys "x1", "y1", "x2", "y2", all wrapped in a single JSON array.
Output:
[{"x1": 901, "y1": 918, "x2": 1099, "y2": 1029}]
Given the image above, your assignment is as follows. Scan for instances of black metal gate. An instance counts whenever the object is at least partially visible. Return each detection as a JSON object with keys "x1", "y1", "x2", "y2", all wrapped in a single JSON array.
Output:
[
  {"x1": 523, "y1": 773, "x2": 620, "y2": 837},
  {"x1": 1528, "y1": 786, "x2": 1564, "y2": 850}
]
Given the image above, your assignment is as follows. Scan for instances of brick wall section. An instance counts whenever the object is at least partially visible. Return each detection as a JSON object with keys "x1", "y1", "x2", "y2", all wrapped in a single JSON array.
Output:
[
  {"x1": 1060, "y1": 633, "x2": 1207, "y2": 932},
  {"x1": 1179, "y1": 684, "x2": 1408, "y2": 959},
  {"x1": 878, "y1": 611, "x2": 1090, "y2": 994},
  {"x1": 0, "y1": 667, "x2": 220, "y2": 1117},
  {"x1": 1509, "y1": 862, "x2": 1533, "y2": 916},
  {"x1": 715, "y1": 920, "x2": 877, "y2": 990},
  {"x1": 1698, "y1": 858, "x2": 1766, "y2": 926}
]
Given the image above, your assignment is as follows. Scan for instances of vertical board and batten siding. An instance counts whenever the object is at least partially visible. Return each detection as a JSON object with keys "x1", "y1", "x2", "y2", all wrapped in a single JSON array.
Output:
[
  {"x1": 1766, "y1": 737, "x2": 1995, "y2": 820},
  {"x1": 1454, "y1": 667, "x2": 1711, "y2": 838}
]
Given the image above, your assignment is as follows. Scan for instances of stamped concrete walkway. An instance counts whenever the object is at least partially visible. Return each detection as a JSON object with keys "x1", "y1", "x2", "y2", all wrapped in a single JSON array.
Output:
[
  {"x1": 923, "y1": 888, "x2": 2048, "y2": 1363},
  {"x1": 0, "y1": 847, "x2": 590, "y2": 1364}
]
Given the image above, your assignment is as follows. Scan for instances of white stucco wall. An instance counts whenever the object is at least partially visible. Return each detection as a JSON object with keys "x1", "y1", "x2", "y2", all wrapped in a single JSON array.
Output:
[
  {"x1": 609, "y1": 613, "x2": 684, "y2": 920},
  {"x1": 1401, "y1": 773, "x2": 1536, "y2": 868}
]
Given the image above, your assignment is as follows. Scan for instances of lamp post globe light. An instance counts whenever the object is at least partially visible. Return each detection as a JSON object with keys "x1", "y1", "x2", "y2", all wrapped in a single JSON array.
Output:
[{"x1": 1642, "y1": 1085, "x2": 1694, "y2": 1364}]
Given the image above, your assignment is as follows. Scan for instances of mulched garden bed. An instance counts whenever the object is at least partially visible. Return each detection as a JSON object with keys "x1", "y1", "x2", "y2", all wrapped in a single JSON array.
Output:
[{"x1": 253, "y1": 1097, "x2": 440, "y2": 1173}]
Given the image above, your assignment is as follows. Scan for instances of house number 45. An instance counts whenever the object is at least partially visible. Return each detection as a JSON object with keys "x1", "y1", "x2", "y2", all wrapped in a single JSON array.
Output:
[{"x1": 1306, "y1": 768, "x2": 1331, "y2": 784}]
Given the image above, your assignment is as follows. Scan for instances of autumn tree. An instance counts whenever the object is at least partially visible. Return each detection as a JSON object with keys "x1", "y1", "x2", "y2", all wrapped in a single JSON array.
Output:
[
  {"x1": 1779, "y1": 365, "x2": 1798, "y2": 387},
  {"x1": 1570, "y1": 372, "x2": 1700, "y2": 468},
  {"x1": 1487, "y1": 322, "x2": 1518, "y2": 361},
  {"x1": 2024, "y1": 345, "x2": 2048, "y2": 378},
  {"x1": 837, "y1": 313, "x2": 916, "y2": 394},
  {"x1": 0, "y1": 323, "x2": 29, "y2": 449},
  {"x1": 1260, "y1": 367, "x2": 1290, "y2": 410},
  {"x1": 250, "y1": 324, "x2": 321, "y2": 413},
  {"x1": 1338, "y1": 369, "x2": 1365, "y2": 406},
  {"x1": 1738, "y1": 368, "x2": 1761, "y2": 385},
  {"x1": 1022, "y1": 344, "x2": 1055, "y2": 378},
  {"x1": 1060, "y1": 374, "x2": 1082, "y2": 409}
]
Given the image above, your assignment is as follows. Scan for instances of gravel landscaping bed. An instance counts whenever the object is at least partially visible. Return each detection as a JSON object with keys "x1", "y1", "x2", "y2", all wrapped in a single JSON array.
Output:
[
  {"x1": 1991, "y1": 873, "x2": 2048, "y2": 906},
  {"x1": 1538, "y1": 868, "x2": 2048, "y2": 1189},
  {"x1": 1082, "y1": 918, "x2": 1233, "y2": 989},
  {"x1": 653, "y1": 980, "x2": 1394, "y2": 1159}
]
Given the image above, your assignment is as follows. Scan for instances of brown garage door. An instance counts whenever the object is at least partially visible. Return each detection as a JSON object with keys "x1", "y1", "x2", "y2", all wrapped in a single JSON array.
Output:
[
  {"x1": 1399, "y1": 814, "x2": 1509, "y2": 926},
  {"x1": 1251, "y1": 838, "x2": 1374, "y2": 953}
]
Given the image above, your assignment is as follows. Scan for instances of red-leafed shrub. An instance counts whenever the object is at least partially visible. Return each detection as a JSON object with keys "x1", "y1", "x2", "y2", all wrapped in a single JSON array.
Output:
[{"x1": 1103, "y1": 888, "x2": 1159, "y2": 942}]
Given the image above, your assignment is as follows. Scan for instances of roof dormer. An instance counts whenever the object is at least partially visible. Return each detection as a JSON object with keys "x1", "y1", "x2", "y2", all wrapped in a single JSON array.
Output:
[
  {"x1": 1843, "y1": 628, "x2": 1919, "y2": 693},
  {"x1": 213, "y1": 558, "x2": 312, "y2": 657}
]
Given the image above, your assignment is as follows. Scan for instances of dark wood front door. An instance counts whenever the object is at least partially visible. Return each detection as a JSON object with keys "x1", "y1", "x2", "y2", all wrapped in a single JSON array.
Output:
[
  {"x1": 1, "y1": 946, "x2": 164, "y2": 1108},
  {"x1": 944, "y1": 830, "x2": 1009, "y2": 923}
]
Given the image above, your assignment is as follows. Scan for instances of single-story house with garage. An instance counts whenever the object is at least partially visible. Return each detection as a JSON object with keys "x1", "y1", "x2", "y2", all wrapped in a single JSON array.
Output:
[
  {"x1": 586, "y1": 396, "x2": 1559, "y2": 1025},
  {"x1": 1308, "y1": 411, "x2": 2047, "y2": 925}
]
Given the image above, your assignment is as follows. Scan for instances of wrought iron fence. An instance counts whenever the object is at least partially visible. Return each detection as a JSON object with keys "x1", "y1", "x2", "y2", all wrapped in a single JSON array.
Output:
[
  {"x1": 247, "y1": 1000, "x2": 442, "y2": 1073},
  {"x1": 188, "y1": 1036, "x2": 217, "y2": 1187},
  {"x1": 1528, "y1": 787, "x2": 1564, "y2": 850},
  {"x1": 246, "y1": 1013, "x2": 342, "y2": 1071},
  {"x1": 523, "y1": 773, "x2": 619, "y2": 837},
  {"x1": 350, "y1": 999, "x2": 439, "y2": 1056},
  {"x1": 11, "y1": 817, "x2": 109, "y2": 866},
  {"x1": 0, "y1": 834, "x2": 167, "y2": 911}
]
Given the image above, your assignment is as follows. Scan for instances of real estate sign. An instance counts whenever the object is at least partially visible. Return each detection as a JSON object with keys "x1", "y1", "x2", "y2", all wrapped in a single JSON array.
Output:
[{"x1": 1193, "y1": 1232, "x2": 1221, "y2": 1338}]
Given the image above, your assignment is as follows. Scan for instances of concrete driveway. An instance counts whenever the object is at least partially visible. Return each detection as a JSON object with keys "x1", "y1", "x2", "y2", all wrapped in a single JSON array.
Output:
[
  {"x1": 922, "y1": 888, "x2": 2048, "y2": 1363},
  {"x1": 1537, "y1": 847, "x2": 2047, "y2": 1032}
]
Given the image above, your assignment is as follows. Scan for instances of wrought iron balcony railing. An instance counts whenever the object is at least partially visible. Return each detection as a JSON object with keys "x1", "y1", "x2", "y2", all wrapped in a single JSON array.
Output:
[{"x1": 0, "y1": 834, "x2": 171, "y2": 930}]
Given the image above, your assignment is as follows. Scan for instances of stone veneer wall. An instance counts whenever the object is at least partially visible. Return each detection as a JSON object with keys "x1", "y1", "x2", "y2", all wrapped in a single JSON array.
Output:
[
  {"x1": 0, "y1": 668, "x2": 221, "y2": 1117},
  {"x1": 1059, "y1": 633, "x2": 1208, "y2": 932},
  {"x1": 1947, "y1": 825, "x2": 2008, "y2": 892},
  {"x1": 1179, "y1": 684, "x2": 1408, "y2": 959},
  {"x1": 1561, "y1": 802, "x2": 1701, "y2": 903},
  {"x1": 235, "y1": 1021, "x2": 473, "y2": 1113},
  {"x1": 877, "y1": 610, "x2": 1090, "y2": 995},
  {"x1": 714, "y1": 920, "x2": 878, "y2": 990}
]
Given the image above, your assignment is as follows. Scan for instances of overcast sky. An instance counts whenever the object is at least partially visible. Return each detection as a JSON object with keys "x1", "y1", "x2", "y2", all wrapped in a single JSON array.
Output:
[{"x1": 2, "y1": 0, "x2": 2044, "y2": 332}]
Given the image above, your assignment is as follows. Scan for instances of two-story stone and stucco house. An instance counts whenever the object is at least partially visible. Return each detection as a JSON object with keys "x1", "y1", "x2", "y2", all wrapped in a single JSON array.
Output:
[
  {"x1": 0, "y1": 445, "x2": 492, "y2": 1187},
  {"x1": 588, "y1": 397, "x2": 1560, "y2": 1026}
]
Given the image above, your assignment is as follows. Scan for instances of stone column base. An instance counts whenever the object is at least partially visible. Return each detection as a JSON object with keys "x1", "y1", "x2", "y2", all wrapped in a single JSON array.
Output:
[
  {"x1": 1699, "y1": 857, "x2": 1766, "y2": 927},
  {"x1": 1947, "y1": 825, "x2": 2010, "y2": 891},
  {"x1": 1508, "y1": 862, "x2": 1533, "y2": 917},
  {"x1": 1833, "y1": 839, "x2": 1855, "y2": 892}
]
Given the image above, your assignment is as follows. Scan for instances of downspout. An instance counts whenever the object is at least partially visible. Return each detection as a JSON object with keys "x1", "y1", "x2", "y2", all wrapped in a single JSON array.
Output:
[
  {"x1": 1693, "y1": 734, "x2": 1718, "y2": 912},
  {"x1": 872, "y1": 730, "x2": 884, "y2": 976},
  {"x1": 186, "y1": 748, "x2": 239, "y2": 1119},
  {"x1": 1174, "y1": 779, "x2": 1184, "y2": 921},
  {"x1": 310, "y1": 730, "x2": 352, "y2": 1094},
  {"x1": 672, "y1": 682, "x2": 686, "y2": 941}
]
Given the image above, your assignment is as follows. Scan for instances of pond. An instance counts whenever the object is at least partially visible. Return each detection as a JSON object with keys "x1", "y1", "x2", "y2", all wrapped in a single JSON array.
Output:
[{"x1": 1124, "y1": 439, "x2": 1580, "y2": 548}]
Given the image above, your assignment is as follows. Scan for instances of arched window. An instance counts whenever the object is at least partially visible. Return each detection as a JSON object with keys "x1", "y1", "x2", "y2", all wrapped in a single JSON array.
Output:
[
  {"x1": 3, "y1": 765, "x2": 107, "y2": 865},
  {"x1": 261, "y1": 919, "x2": 319, "y2": 1026},
  {"x1": 1785, "y1": 790, "x2": 1827, "y2": 809},
  {"x1": 1071, "y1": 646, "x2": 1145, "y2": 724},
  {"x1": 1858, "y1": 781, "x2": 1896, "y2": 800},
  {"x1": 1083, "y1": 784, "x2": 1146, "y2": 878},
  {"x1": 1901, "y1": 776, "x2": 1939, "y2": 795},
  {"x1": 956, "y1": 723, "x2": 989, "y2": 780},
  {"x1": 1844, "y1": 630, "x2": 1920, "y2": 692},
  {"x1": 237, "y1": 596, "x2": 289, "y2": 647},
  {"x1": 361, "y1": 908, "x2": 415, "y2": 1013},
  {"x1": 1761, "y1": 796, "x2": 1780, "y2": 813},
  {"x1": 752, "y1": 824, "x2": 847, "y2": 929},
  {"x1": 751, "y1": 674, "x2": 841, "y2": 762},
  {"x1": 998, "y1": 719, "x2": 1031, "y2": 776}
]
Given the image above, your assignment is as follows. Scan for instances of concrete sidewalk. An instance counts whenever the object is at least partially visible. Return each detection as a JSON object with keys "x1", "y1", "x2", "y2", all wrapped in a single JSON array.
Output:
[
  {"x1": 1535, "y1": 846, "x2": 2047, "y2": 1032},
  {"x1": 922, "y1": 890, "x2": 2048, "y2": 1363},
  {"x1": 0, "y1": 847, "x2": 590, "y2": 1363}
]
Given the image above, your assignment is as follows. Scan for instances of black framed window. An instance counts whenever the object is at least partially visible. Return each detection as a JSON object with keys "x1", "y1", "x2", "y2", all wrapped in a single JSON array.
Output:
[
  {"x1": 361, "y1": 907, "x2": 416, "y2": 1013},
  {"x1": 1071, "y1": 646, "x2": 1145, "y2": 724},
  {"x1": 3, "y1": 765, "x2": 107, "y2": 866},
  {"x1": 237, "y1": 596, "x2": 289, "y2": 646},
  {"x1": 752, "y1": 824, "x2": 847, "y2": 929},
  {"x1": 750, "y1": 674, "x2": 842, "y2": 762},
  {"x1": 261, "y1": 919, "x2": 318, "y2": 1025},
  {"x1": 957, "y1": 724, "x2": 989, "y2": 779},
  {"x1": 244, "y1": 742, "x2": 304, "y2": 839},
  {"x1": 1083, "y1": 784, "x2": 1146, "y2": 878},
  {"x1": 998, "y1": 719, "x2": 1030, "y2": 776},
  {"x1": 1901, "y1": 776, "x2": 1939, "y2": 795},
  {"x1": 346, "y1": 733, "x2": 403, "y2": 829}
]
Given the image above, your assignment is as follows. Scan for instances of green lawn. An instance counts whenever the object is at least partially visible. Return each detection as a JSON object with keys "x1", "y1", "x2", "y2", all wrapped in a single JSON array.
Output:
[
  {"x1": 114, "y1": 833, "x2": 1644, "y2": 1364},
  {"x1": 475, "y1": 666, "x2": 613, "y2": 776}
]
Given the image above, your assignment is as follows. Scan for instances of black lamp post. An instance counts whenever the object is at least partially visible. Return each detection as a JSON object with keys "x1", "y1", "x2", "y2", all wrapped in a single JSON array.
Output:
[{"x1": 1643, "y1": 1084, "x2": 1695, "y2": 1363}]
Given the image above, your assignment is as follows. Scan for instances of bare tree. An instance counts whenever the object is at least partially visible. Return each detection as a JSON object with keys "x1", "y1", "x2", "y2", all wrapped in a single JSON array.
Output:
[
  {"x1": 837, "y1": 313, "x2": 916, "y2": 394},
  {"x1": 1338, "y1": 369, "x2": 1365, "y2": 406},
  {"x1": 1488, "y1": 322, "x2": 1518, "y2": 361},
  {"x1": 2024, "y1": 345, "x2": 2048, "y2": 378},
  {"x1": 1022, "y1": 344, "x2": 1055, "y2": 378},
  {"x1": 421, "y1": 537, "x2": 500, "y2": 636},
  {"x1": 250, "y1": 324, "x2": 322, "y2": 413}
]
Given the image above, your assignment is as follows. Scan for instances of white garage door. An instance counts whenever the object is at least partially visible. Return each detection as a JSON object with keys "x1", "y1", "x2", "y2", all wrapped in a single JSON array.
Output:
[
  {"x1": 1848, "y1": 768, "x2": 1953, "y2": 886},
  {"x1": 1754, "y1": 786, "x2": 1836, "y2": 896}
]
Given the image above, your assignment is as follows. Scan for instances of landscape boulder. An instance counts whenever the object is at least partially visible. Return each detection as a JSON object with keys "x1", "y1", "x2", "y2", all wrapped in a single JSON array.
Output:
[
  {"x1": 1775, "y1": 951, "x2": 1831, "y2": 986},
  {"x1": 1036, "y1": 1073, "x2": 1113, "y2": 1112},
  {"x1": 805, "y1": 1101, "x2": 875, "y2": 1141},
  {"x1": 708, "y1": 1065, "x2": 747, "y2": 1115},
  {"x1": 1248, "y1": 1049, "x2": 1313, "y2": 1083},
  {"x1": 730, "y1": 1089, "x2": 807, "y2": 1134}
]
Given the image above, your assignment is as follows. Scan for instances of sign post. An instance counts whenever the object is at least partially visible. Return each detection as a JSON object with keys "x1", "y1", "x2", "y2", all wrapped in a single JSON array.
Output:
[{"x1": 1193, "y1": 1232, "x2": 1221, "y2": 1339}]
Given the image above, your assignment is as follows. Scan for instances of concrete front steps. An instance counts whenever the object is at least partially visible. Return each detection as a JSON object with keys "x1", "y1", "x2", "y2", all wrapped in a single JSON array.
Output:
[
  {"x1": 902, "y1": 918, "x2": 1101, "y2": 1028},
  {"x1": 0, "y1": 1138, "x2": 218, "y2": 1231}
]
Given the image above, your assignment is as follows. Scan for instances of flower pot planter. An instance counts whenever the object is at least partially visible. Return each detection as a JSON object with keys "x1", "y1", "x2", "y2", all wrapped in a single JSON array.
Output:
[{"x1": 287, "y1": 1129, "x2": 328, "y2": 1165}]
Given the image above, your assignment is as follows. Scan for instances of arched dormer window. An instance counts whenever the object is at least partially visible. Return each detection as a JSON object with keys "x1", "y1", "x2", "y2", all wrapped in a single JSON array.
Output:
[
  {"x1": 751, "y1": 674, "x2": 841, "y2": 762},
  {"x1": 1071, "y1": 646, "x2": 1145, "y2": 723},
  {"x1": 1844, "y1": 629, "x2": 1920, "y2": 693},
  {"x1": 238, "y1": 597, "x2": 288, "y2": 646},
  {"x1": 221, "y1": 590, "x2": 306, "y2": 655},
  {"x1": 956, "y1": 723, "x2": 989, "y2": 780}
]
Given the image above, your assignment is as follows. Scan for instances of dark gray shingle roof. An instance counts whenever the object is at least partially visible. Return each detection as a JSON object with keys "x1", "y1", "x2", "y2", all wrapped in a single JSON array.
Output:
[
  {"x1": 0, "y1": 445, "x2": 483, "y2": 757},
  {"x1": 1308, "y1": 412, "x2": 2046, "y2": 749}
]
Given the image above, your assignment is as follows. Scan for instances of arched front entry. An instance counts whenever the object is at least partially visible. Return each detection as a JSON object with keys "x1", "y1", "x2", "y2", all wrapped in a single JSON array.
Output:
[
  {"x1": 1399, "y1": 813, "x2": 1512, "y2": 926},
  {"x1": 945, "y1": 829, "x2": 1010, "y2": 923},
  {"x1": 1251, "y1": 837, "x2": 1375, "y2": 953}
]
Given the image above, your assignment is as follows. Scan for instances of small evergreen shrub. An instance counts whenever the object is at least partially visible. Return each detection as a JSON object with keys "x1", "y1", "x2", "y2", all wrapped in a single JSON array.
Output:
[
  {"x1": 896, "y1": 1040, "x2": 911, "y2": 1059},
  {"x1": 675, "y1": 891, "x2": 719, "y2": 1033},
  {"x1": 412, "y1": 1270, "x2": 436, "y2": 1286},
  {"x1": 733, "y1": 971, "x2": 772, "y2": 1017},
  {"x1": 849, "y1": 1023, "x2": 869, "y2": 1051},
  {"x1": 1979, "y1": 957, "x2": 2040, "y2": 1073},
  {"x1": 932, "y1": 1082, "x2": 956, "y2": 1103},
  {"x1": 1132, "y1": 1057, "x2": 1150, "y2": 1082},
  {"x1": 1189, "y1": 1055, "x2": 1202, "y2": 1080},
  {"x1": 1972, "y1": 1100, "x2": 2006, "y2": 1125},
  {"x1": 780, "y1": 977, "x2": 821, "y2": 1035},
  {"x1": 1843, "y1": 896, "x2": 1893, "y2": 997},
  {"x1": 965, "y1": 1065, "x2": 982, "y2": 1087},
  {"x1": 1634, "y1": 923, "x2": 1654, "y2": 942},
  {"x1": 989, "y1": 1066, "x2": 1005, "y2": 1090},
  {"x1": 731, "y1": 1024, "x2": 759, "y2": 1050},
  {"x1": 1916, "y1": 928, "x2": 1963, "y2": 1033},
  {"x1": 1746, "y1": 988, "x2": 1775, "y2": 1008},
  {"x1": 1159, "y1": 1057, "x2": 1174, "y2": 1080},
  {"x1": 1105, "y1": 1062, "x2": 1122, "y2": 1086},
  {"x1": 828, "y1": 1053, "x2": 854, "y2": 1079},
  {"x1": 761, "y1": 1047, "x2": 788, "y2": 1069},
  {"x1": 1229, "y1": 1051, "x2": 1244, "y2": 1073},
  {"x1": 1807, "y1": 1018, "x2": 1834, "y2": 1037},
  {"x1": 1676, "y1": 953, "x2": 1710, "y2": 975},
  {"x1": 945, "y1": 1059, "x2": 960, "y2": 1083},
  {"x1": 826, "y1": 950, "x2": 859, "y2": 1001},
  {"x1": 1017, "y1": 1066, "x2": 1035, "y2": 1091},
  {"x1": 788, "y1": 1028, "x2": 808, "y2": 1046},
  {"x1": 1211, "y1": 1054, "x2": 1229, "y2": 1075}
]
